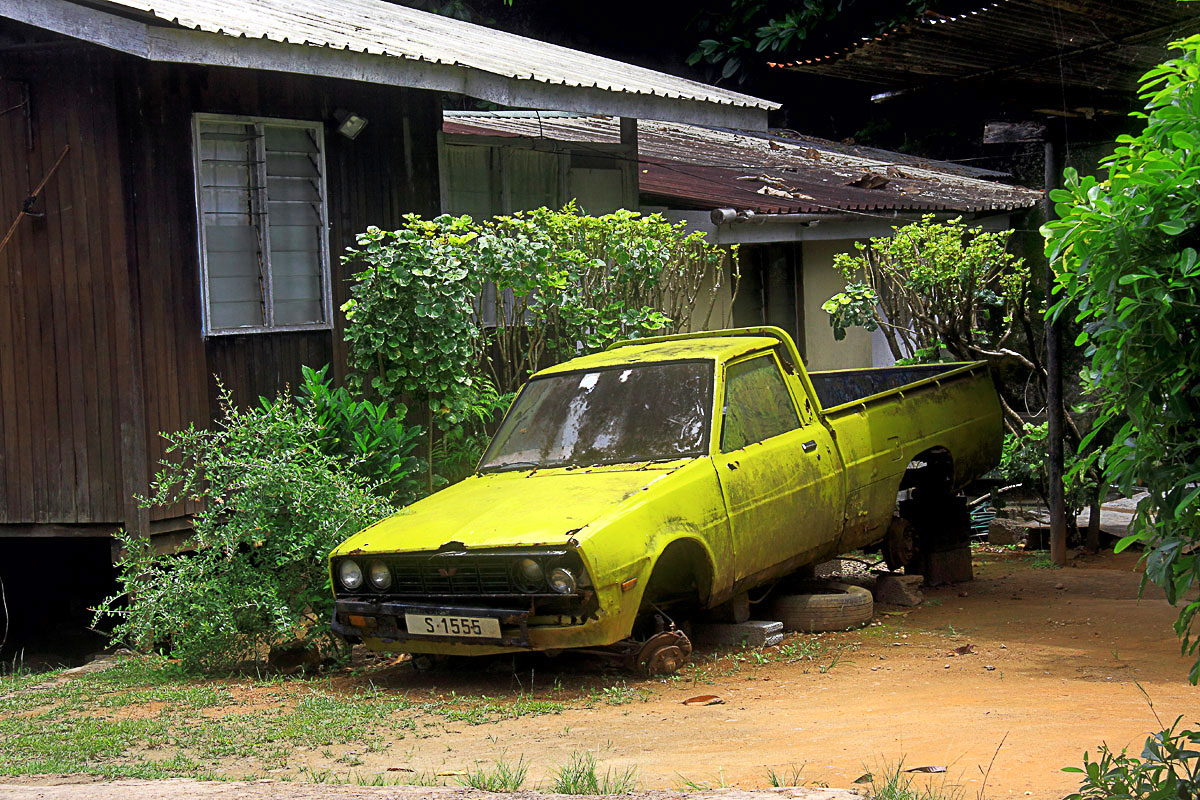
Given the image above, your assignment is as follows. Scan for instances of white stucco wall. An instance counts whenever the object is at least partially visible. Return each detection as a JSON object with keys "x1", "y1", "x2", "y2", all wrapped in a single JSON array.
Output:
[{"x1": 801, "y1": 239, "x2": 876, "y2": 371}]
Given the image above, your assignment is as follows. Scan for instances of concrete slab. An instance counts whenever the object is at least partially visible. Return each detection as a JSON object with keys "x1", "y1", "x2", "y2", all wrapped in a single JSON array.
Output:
[
  {"x1": 873, "y1": 574, "x2": 923, "y2": 606},
  {"x1": 691, "y1": 620, "x2": 784, "y2": 647}
]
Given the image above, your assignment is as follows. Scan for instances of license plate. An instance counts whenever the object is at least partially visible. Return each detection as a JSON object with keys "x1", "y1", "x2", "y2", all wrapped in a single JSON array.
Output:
[{"x1": 404, "y1": 613, "x2": 501, "y2": 639}]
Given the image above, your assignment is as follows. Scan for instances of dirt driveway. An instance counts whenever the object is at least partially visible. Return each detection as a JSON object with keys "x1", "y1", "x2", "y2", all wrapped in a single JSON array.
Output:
[{"x1": 4, "y1": 548, "x2": 1197, "y2": 800}]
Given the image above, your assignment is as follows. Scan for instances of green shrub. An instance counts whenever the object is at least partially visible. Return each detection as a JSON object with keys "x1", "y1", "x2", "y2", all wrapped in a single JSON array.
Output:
[
  {"x1": 297, "y1": 364, "x2": 425, "y2": 506},
  {"x1": 1044, "y1": 34, "x2": 1200, "y2": 680},
  {"x1": 95, "y1": 387, "x2": 395, "y2": 673},
  {"x1": 341, "y1": 205, "x2": 736, "y2": 488},
  {"x1": 1064, "y1": 718, "x2": 1200, "y2": 799}
]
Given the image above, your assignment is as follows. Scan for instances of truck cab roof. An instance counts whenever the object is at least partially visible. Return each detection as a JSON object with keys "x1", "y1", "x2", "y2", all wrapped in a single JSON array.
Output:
[{"x1": 537, "y1": 334, "x2": 780, "y2": 376}]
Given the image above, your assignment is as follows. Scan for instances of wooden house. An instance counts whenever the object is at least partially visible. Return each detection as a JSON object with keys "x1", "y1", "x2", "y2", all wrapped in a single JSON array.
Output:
[{"x1": 0, "y1": 0, "x2": 776, "y2": 651}]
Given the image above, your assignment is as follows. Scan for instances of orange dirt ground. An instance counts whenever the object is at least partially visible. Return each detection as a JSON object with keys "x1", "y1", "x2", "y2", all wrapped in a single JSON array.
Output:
[
  {"x1": 322, "y1": 548, "x2": 1199, "y2": 799},
  {"x1": 6, "y1": 547, "x2": 1199, "y2": 800}
]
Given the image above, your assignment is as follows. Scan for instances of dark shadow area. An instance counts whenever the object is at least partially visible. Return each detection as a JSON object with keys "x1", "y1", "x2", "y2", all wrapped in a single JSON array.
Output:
[{"x1": 0, "y1": 537, "x2": 117, "y2": 672}]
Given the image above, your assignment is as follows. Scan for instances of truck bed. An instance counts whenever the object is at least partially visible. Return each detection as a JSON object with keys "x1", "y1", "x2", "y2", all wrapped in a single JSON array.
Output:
[{"x1": 808, "y1": 363, "x2": 977, "y2": 411}]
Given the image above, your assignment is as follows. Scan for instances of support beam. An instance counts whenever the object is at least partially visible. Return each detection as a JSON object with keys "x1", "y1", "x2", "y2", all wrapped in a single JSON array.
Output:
[
  {"x1": 619, "y1": 117, "x2": 639, "y2": 209},
  {"x1": 1044, "y1": 134, "x2": 1067, "y2": 566}
]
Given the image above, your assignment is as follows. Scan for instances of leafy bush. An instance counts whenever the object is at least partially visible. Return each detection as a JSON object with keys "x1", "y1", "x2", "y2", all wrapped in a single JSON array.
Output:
[
  {"x1": 476, "y1": 205, "x2": 733, "y2": 393},
  {"x1": 341, "y1": 205, "x2": 736, "y2": 485},
  {"x1": 822, "y1": 215, "x2": 1032, "y2": 432},
  {"x1": 297, "y1": 364, "x2": 424, "y2": 506},
  {"x1": 430, "y1": 379, "x2": 514, "y2": 486},
  {"x1": 1044, "y1": 34, "x2": 1200, "y2": 682},
  {"x1": 95, "y1": 387, "x2": 395, "y2": 673},
  {"x1": 1064, "y1": 718, "x2": 1200, "y2": 799}
]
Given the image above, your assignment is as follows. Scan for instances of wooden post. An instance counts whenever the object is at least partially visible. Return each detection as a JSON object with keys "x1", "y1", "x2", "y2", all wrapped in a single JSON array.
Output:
[
  {"x1": 619, "y1": 117, "x2": 638, "y2": 209},
  {"x1": 1044, "y1": 133, "x2": 1067, "y2": 566}
]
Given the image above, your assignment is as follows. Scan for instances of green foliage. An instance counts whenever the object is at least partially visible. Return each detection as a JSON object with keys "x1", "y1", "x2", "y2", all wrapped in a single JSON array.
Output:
[
  {"x1": 94, "y1": 387, "x2": 395, "y2": 674},
  {"x1": 459, "y1": 756, "x2": 528, "y2": 791},
  {"x1": 999, "y1": 423, "x2": 1049, "y2": 493},
  {"x1": 823, "y1": 215, "x2": 1028, "y2": 359},
  {"x1": 999, "y1": 424, "x2": 1100, "y2": 519},
  {"x1": 341, "y1": 215, "x2": 482, "y2": 424},
  {"x1": 297, "y1": 364, "x2": 425, "y2": 506},
  {"x1": 431, "y1": 380, "x2": 514, "y2": 485},
  {"x1": 476, "y1": 204, "x2": 734, "y2": 392},
  {"x1": 821, "y1": 281, "x2": 879, "y2": 341},
  {"x1": 1044, "y1": 35, "x2": 1200, "y2": 683},
  {"x1": 341, "y1": 205, "x2": 735, "y2": 467},
  {"x1": 823, "y1": 214, "x2": 1032, "y2": 431},
  {"x1": 1064, "y1": 718, "x2": 1200, "y2": 799},
  {"x1": 550, "y1": 751, "x2": 638, "y2": 795}
]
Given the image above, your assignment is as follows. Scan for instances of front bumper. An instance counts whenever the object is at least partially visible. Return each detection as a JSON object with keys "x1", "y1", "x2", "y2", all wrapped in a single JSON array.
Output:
[
  {"x1": 330, "y1": 596, "x2": 628, "y2": 656},
  {"x1": 332, "y1": 599, "x2": 534, "y2": 647}
]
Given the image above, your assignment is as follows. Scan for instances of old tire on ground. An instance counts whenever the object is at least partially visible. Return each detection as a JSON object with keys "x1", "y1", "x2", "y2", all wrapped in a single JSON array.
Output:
[{"x1": 770, "y1": 581, "x2": 874, "y2": 632}]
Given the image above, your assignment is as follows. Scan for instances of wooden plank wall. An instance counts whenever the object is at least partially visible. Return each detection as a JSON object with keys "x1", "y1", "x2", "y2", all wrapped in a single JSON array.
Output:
[
  {"x1": 121, "y1": 63, "x2": 442, "y2": 477},
  {"x1": 0, "y1": 55, "x2": 133, "y2": 526},
  {"x1": 0, "y1": 43, "x2": 442, "y2": 530}
]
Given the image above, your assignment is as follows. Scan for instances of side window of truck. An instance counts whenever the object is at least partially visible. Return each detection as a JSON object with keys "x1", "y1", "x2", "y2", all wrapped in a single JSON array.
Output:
[{"x1": 721, "y1": 354, "x2": 802, "y2": 452}]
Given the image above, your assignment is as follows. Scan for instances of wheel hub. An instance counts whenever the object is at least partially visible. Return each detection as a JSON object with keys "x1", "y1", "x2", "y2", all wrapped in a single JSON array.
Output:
[{"x1": 634, "y1": 629, "x2": 693, "y2": 676}]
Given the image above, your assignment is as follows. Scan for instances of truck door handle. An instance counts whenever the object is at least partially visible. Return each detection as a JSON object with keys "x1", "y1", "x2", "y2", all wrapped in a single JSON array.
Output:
[
  {"x1": 726, "y1": 461, "x2": 739, "y2": 470},
  {"x1": 802, "y1": 440, "x2": 817, "y2": 453}
]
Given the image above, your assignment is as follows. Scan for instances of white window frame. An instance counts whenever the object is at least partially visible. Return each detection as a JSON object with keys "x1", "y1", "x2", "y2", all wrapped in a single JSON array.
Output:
[{"x1": 192, "y1": 113, "x2": 334, "y2": 336}]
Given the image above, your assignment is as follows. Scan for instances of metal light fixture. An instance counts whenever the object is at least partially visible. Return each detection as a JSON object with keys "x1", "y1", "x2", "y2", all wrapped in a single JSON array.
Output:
[{"x1": 334, "y1": 108, "x2": 368, "y2": 140}]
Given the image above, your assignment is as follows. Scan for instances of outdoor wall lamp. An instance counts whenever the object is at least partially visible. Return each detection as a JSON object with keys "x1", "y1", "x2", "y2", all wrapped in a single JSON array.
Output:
[{"x1": 334, "y1": 108, "x2": 369, "y2": 140}]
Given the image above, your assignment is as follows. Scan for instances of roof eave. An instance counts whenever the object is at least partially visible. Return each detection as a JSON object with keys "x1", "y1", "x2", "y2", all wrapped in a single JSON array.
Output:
[{"x1": 3, "y1": 0, "x2": 773, "y2": 130}]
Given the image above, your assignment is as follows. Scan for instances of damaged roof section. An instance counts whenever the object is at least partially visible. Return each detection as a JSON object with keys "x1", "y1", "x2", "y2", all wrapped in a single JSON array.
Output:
[
  {"x1": 769, "y1": 0, "x2": 1200, "y2": 108},
  {"x1": 443, "y1": 112, "x2": 1043, "y2": 214},
  {"x1": 9, "y1": 0, "x2": 777, "y2": 128}
]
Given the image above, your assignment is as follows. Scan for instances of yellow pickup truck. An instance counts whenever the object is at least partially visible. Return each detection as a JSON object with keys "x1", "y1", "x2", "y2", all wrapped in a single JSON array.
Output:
[{"x1": 328, "y1": 327, "x2": 1001, "y2": 673}]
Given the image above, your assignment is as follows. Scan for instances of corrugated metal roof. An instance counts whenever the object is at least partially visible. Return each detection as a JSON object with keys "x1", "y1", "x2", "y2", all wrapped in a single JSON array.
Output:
[
  {"x1": 771, "y1": 0, "x2": 1200, "y2": 98},
  {"x1": 74, "y1": 0, "x2": 776, "y2": 116},
  {"x1": 443, "y1": 112, "x2": 1042, "y2": 214}
]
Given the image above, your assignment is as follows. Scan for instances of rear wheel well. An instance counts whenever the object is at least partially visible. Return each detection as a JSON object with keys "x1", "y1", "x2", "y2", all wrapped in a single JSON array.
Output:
[{"x1": 901, "y1": 446, "x2": 955, "y2": 497}]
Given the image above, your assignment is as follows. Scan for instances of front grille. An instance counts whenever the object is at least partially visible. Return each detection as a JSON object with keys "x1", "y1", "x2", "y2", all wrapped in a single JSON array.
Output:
[
  {"x1": 334, "y1": 549, "x2": 581, "y2": 599},
  {"x1": 388, "y1": 554, "x2": 518, "y2": 595},
  {"x1": 332, "y1": 549, "x2": 599, "y2": 621}
]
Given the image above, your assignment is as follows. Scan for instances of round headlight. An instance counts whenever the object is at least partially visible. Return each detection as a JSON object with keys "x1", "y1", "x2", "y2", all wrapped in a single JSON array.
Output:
[
  {"x1": 512, "y1": 558, "x2": 545, "y2": 592},
  {"x1": 339, "y1": 559, "x2": 363, "y2": 590},
  {"x1": 548, "y1": 566, "x2": 577, "y2": 594},
  {"x1": 368, "y1": 561, "x2": 392, "y2": 591}
]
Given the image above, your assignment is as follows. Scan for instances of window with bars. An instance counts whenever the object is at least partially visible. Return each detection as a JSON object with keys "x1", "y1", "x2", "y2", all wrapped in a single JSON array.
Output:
[{"x1": 193, "y1": 115, "x2": 331, "y2": 334}]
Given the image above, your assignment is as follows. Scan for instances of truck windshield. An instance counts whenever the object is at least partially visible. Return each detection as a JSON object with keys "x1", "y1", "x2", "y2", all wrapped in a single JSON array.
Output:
[{"x1": 479, "y1": 360, "x2": 714, "y2": 471}]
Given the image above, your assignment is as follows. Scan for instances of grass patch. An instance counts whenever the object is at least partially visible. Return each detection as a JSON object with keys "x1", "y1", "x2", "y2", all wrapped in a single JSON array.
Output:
[
  {"x1": 766, "y1": 763, "x2": 805, "y2": 787},
  {"x1": 550, "y1": 751, "x2": 638, "y2": 794},
  {"x1": 458, "y1": 755, "x2": 528, "y2": 791},
  {"x1": 0, "y1": 653, "x2": 567, "y2": 781},
  {"x1": 1030, "y1": 553, "x2": 1061, "y2": 570},
  {"x1": 868, "y1": 763, "x2": 964, "y2": 800}
]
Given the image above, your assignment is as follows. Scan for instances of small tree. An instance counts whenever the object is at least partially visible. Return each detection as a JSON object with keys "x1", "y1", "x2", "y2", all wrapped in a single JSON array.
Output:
[
  {"x1": 341, "y1": 206, "x2": 738, "y2": 484},
  {"x1": 822, "y1": 215, "x2": 1033, "y2": 433},
  {"x1": 1045, "y1": 34, "x2": 1200, "y2": 683},
  {"x1": 476, "y1": 205, "x2": 736, "y2": 393}
]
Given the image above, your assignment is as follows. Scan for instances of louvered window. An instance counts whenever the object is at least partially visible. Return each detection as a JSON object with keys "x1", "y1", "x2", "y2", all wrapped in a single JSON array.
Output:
[{"x1": 193, "y1": 115, "x2": 331, "y2": 334}]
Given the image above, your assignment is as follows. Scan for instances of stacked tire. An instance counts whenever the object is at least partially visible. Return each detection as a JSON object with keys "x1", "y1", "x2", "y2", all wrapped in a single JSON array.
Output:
[{"x1": 770, "y1": 581, "x2": 874, "y2": 632}]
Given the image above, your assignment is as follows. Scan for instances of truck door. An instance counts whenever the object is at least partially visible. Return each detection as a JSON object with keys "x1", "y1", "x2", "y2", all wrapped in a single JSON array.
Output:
[{"x1": 713, "y1": 353, "x2": 843, "y2": 581}]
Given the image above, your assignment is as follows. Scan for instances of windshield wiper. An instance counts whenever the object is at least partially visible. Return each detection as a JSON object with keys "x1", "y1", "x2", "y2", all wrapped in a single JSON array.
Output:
[{"x1": 479, "y1": 460, "x2": 541, "y2": 474}]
